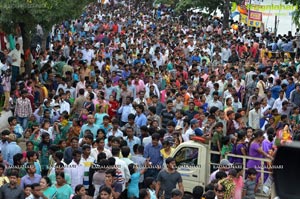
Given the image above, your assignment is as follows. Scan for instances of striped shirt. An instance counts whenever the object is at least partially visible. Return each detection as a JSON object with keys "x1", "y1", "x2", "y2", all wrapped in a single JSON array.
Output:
[{"x1": 80, "y1": 156, "x2": 95, "y2": 189}]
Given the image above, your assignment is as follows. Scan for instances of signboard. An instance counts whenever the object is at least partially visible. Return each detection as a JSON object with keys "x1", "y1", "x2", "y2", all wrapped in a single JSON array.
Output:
[
  {"x1": 240, "y1": 14, "x2": 248, "y2": 24},
  {"x1": 248, "y1": 10, "x2": 262, "y2": 28}
]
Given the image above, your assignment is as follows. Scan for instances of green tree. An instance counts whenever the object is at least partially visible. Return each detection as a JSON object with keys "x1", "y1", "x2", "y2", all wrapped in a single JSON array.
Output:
[
  {"x1": 283, "y1": 0, "x2": 300, "y2": 27},
  {"x1": 157, "y1": 0, "x2": 242, "y2": 28},
  {"x1": 0, "y1": 0, "x2": 94, "y2": 74}
]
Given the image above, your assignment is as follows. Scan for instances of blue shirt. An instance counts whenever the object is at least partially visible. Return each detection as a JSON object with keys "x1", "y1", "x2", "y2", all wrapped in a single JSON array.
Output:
[
  {"x1": 95, "y1": 113, "x2": 109, "y2": 126},
  {"x1": 99, "y1": 124, "x2": 113, "y2": 135},
  {"x1": 135, "y1": 113, "x2": 147, "y2": 128},
  {"x1": 144, "y1": 143, "x2": 163, "y2": 167},
  {"x1": 125, "y1": 136, "x2": 141, "y2": 154},
  {"x1": 5, "y1": 142, "x2": 22, "y2": 165},
  {"x1": 286, "y1": 83, "x2": 295, "y2": 99},
  {"x1": 118, "y1": 104, "x2": 134, "y2": 122},
  {"x1": 79, "y1": 124, "x2": 100, "y2": 139},
  {"x1": 20, "y1": 174, "x2": 42, "y2": 189},
  {"x1": 271, "y1": 85, "x2": 281, "y2": 99}
]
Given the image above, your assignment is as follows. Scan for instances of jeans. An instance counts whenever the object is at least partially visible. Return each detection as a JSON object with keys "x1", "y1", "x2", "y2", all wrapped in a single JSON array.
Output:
[
  {"x1": 11, "y1": 65, "x2": 19, "y2": 87},
  {"x1": 17, "y1": 116, "x2": 28, "y2": 130}
]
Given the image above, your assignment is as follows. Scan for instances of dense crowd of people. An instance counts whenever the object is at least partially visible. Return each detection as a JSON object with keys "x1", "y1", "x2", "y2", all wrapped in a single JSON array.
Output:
[{"x1": 0, "y1": 0, "x2": 299, "y2": 198}]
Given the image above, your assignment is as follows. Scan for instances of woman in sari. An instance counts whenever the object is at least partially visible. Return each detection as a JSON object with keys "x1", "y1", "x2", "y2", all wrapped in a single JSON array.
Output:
[
  {"x1": 40, "y1": 176, "x2": 57, "y2": 199},
  {"x1": 52, "y1": 172, "x2": 73, "y2": 199}
]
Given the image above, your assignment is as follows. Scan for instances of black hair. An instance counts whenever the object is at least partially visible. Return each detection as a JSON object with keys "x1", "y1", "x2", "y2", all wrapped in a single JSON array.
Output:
[
  {"x1": 0, "y1": 164, "x2": 5, "y2": 170},
  {"x1": 97, "y1": 152, "x2": 107, "y2": 162},
  {"x1": 108, "y1": 157, "x2": 115, "y2": 166},
  {"x1": 247, "y1": 168, "x2": 257, "y2": 176},
  {"x1": 216, "y1": 171, "x2": 227, "y2": 180},
  {"x1": 13, "y1": 153, "x2": 24, "y2": 165},
  {"x1": 222, "y1": 136, "x2": 230, "y2": 146},
  {"x1": 128, "y1": 163, "x2": 136, "y2": 175},
  {"x1": 121, "y1": 146, "x2": 130, "y2": 158},
  {"x1": 26, "y1": 151, "x2": 36, "y2": 160},
  {"x1": 139, "y1": 189, "x2": 149, "y2": 199},
  {"x1": 54, "y1": 151, "x2": 64, "y2": 161},
  {"x1": 7, "y1": 169, "x2": 19, "y2": 177},
  {"x1": 75, "y1": 184, "x2": 85, "y2": 193},
  {"x1": 99, "y1": 186, "x2": 112, "y2": 196},
  {"x1": 144, "y1": 177, "x2": 155, "y2": 189},
  {"x1": 203, "y1": 190, "x2": 215, "y2": 199},
  {"x1": 31, "y1": 183, "x2": 40, "y2": 190},
  {"x1": 72, "y1": 149, "x2": 82, "y2": 157},
  {"x1": 105, "y1": 169, "x2": 116, "y2": 177},
  {"x1": 56, "y1": 172, "x2": 65, "y2": 179},
  {"x1": 192, "y1": 186, "x2": 204, "y2": 199},
  {"x1": 42, "y1": 176, "x2": 52, "y2": 187},
  {"x1": 82, "y1": 144, "x2": 91, "y2": 151},
  {"x1": 111, "y1": 147, "x2": 121, "y2": 156},
  {"x1": 7, "y1": 116, "x2": 16, "y2": 124}
]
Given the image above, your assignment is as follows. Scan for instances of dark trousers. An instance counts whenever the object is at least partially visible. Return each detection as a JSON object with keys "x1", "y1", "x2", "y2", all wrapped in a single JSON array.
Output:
[
  {"x1": 11, "y1": 65, "x2": 19, "y2": 88},
  {"x1": 211, "y1": 145, "x2": 220, "y2": 172},
  {"x1": 144, "y1": 168, "x2": 160, "y2": 181}
]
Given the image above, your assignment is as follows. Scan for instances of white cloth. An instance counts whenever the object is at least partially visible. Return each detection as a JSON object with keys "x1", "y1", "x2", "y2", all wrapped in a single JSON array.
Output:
[
  {"x1": 90, "y1": 147, "x2": 112, "y2": 161},
  {"x1": 114, "y1": 157, "x2": 131, "y2": 191},
  {"x1": 66, "y1": 160, "x2": 85, "y2": 190}
]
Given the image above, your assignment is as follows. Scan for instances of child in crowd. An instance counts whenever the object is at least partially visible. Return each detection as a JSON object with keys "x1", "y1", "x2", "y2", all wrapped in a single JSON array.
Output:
[
  {"x1": 221, "y1": 136, "x2": 233, "y2": 159},
  {"x1": 144, "y1": 177, "x2": 156, "y2": 199},
  {"x1": 243, "y1": 168, "x2": 260, "y2": 199},
  {"x1": 24, "y1": 184, "x2": 32, "y2": 198}
]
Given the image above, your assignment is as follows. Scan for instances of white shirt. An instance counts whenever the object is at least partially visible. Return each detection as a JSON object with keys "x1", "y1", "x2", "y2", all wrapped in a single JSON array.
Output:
[
  {"x1": 183, "y1": 128, "x2": 195, "y2": 142},
  {"x1": 272, "y1": 97, "x2": 288, "y2": 112},
  {"x1": 8, "y1": 49, "x2": 22, "y2": 67},
  {"x1": 221, "y1": 48, "x2": 231, "y2": 62},
  {"x1": 66, "y1": 160, "x2": 85, "y2": 190},
  {"x1": 107, "y1": 129, "x2": 123, "y2": 137},
  {"x1": 60, "y1": 100, "x2": 70, "y2": 114},
  {"x1": 114, "y1": 157, "x2": 131, "y2": 191},
  {"x1": 248, "y1": 108, "x2": 261, "y2": 130},
  {"x1": 90, "y1": 147, "x2": 112, "y2": 161},
  {"x1": 81, "y1": 49, "x2": 95, "y2": 65}
]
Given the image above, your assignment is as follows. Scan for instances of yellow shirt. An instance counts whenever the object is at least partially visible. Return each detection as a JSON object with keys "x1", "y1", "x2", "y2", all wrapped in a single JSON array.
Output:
[
  {"x1": 160, "y1": 148, "x2": 175, "y2": 159},
  {"x1": 0, "y1": 176, "x2": 9, "y2": 186}
]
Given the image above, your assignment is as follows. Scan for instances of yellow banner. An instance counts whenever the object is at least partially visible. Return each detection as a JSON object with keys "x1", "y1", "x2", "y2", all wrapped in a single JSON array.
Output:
[
  {"x1": 240, "y1": 14, "x2": 248, "y2": 24},
  {"x1": 248, "y1": 20, "x2": 262, "y2": 28}
]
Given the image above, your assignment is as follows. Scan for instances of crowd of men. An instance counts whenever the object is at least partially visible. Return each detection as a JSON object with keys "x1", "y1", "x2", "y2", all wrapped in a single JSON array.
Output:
[{"x1": 0, "y1": 0, "x2": 298, "y2": 198}]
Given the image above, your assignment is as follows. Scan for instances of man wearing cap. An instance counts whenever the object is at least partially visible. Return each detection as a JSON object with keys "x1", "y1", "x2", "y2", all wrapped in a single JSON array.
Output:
[
  {"x1": 183, "y1": 118, "x2": 199, "y2": 142},
  {"x1": 14, "y1": 90, "x2": 32, "y2": 130},
  {"x1": 209, "y1": 159, "x2": 232, "y2": 183}
]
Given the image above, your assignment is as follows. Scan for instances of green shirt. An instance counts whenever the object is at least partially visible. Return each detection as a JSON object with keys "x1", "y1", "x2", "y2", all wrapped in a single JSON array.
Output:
[
  {"x1": 43, "y1": 187, "x2": 57, "y2": 199},
  {"x1": 48, "y1": 173, "x2": 71, "y2": 185},
  {"x1": 221, "y1": 144, "x2": 233, "y2": 157},
  {"x1": 212, "y1": 131, "x2": 223, "y2": 148}
]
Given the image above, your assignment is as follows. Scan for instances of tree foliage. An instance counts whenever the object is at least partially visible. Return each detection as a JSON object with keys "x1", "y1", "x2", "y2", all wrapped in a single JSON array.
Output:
[
  {"x1": 0, "y1": 0, "x2": 93, "y2": 34},
  {"x1": 0, "y1": 0, "x2": 93, "y2": 74},
  {"x1": 283, "y1": 0, "x2": 300, "y2": 27},
  {"x1": 157, "y1": 0, "x2": 225, "y2": 13}
]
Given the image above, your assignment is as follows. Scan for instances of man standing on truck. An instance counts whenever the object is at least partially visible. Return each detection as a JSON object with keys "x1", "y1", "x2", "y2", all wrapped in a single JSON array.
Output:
[{"x1": 156, "y1": 157, "x2": 184, "y2": 199}]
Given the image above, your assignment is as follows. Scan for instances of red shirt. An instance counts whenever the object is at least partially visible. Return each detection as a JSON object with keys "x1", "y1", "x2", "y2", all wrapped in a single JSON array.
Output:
[
  {"x1": 108, "y1": 100, "x2": 119, "y2": 119},
  {"x1": 112, "y1": 24, "x2": 118, "y2": 33}
]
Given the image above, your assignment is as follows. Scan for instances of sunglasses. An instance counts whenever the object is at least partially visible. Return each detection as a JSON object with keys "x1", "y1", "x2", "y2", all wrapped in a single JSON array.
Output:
[{"x1": 216, "y1": 189, "x2": 225, "y2": 193}]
